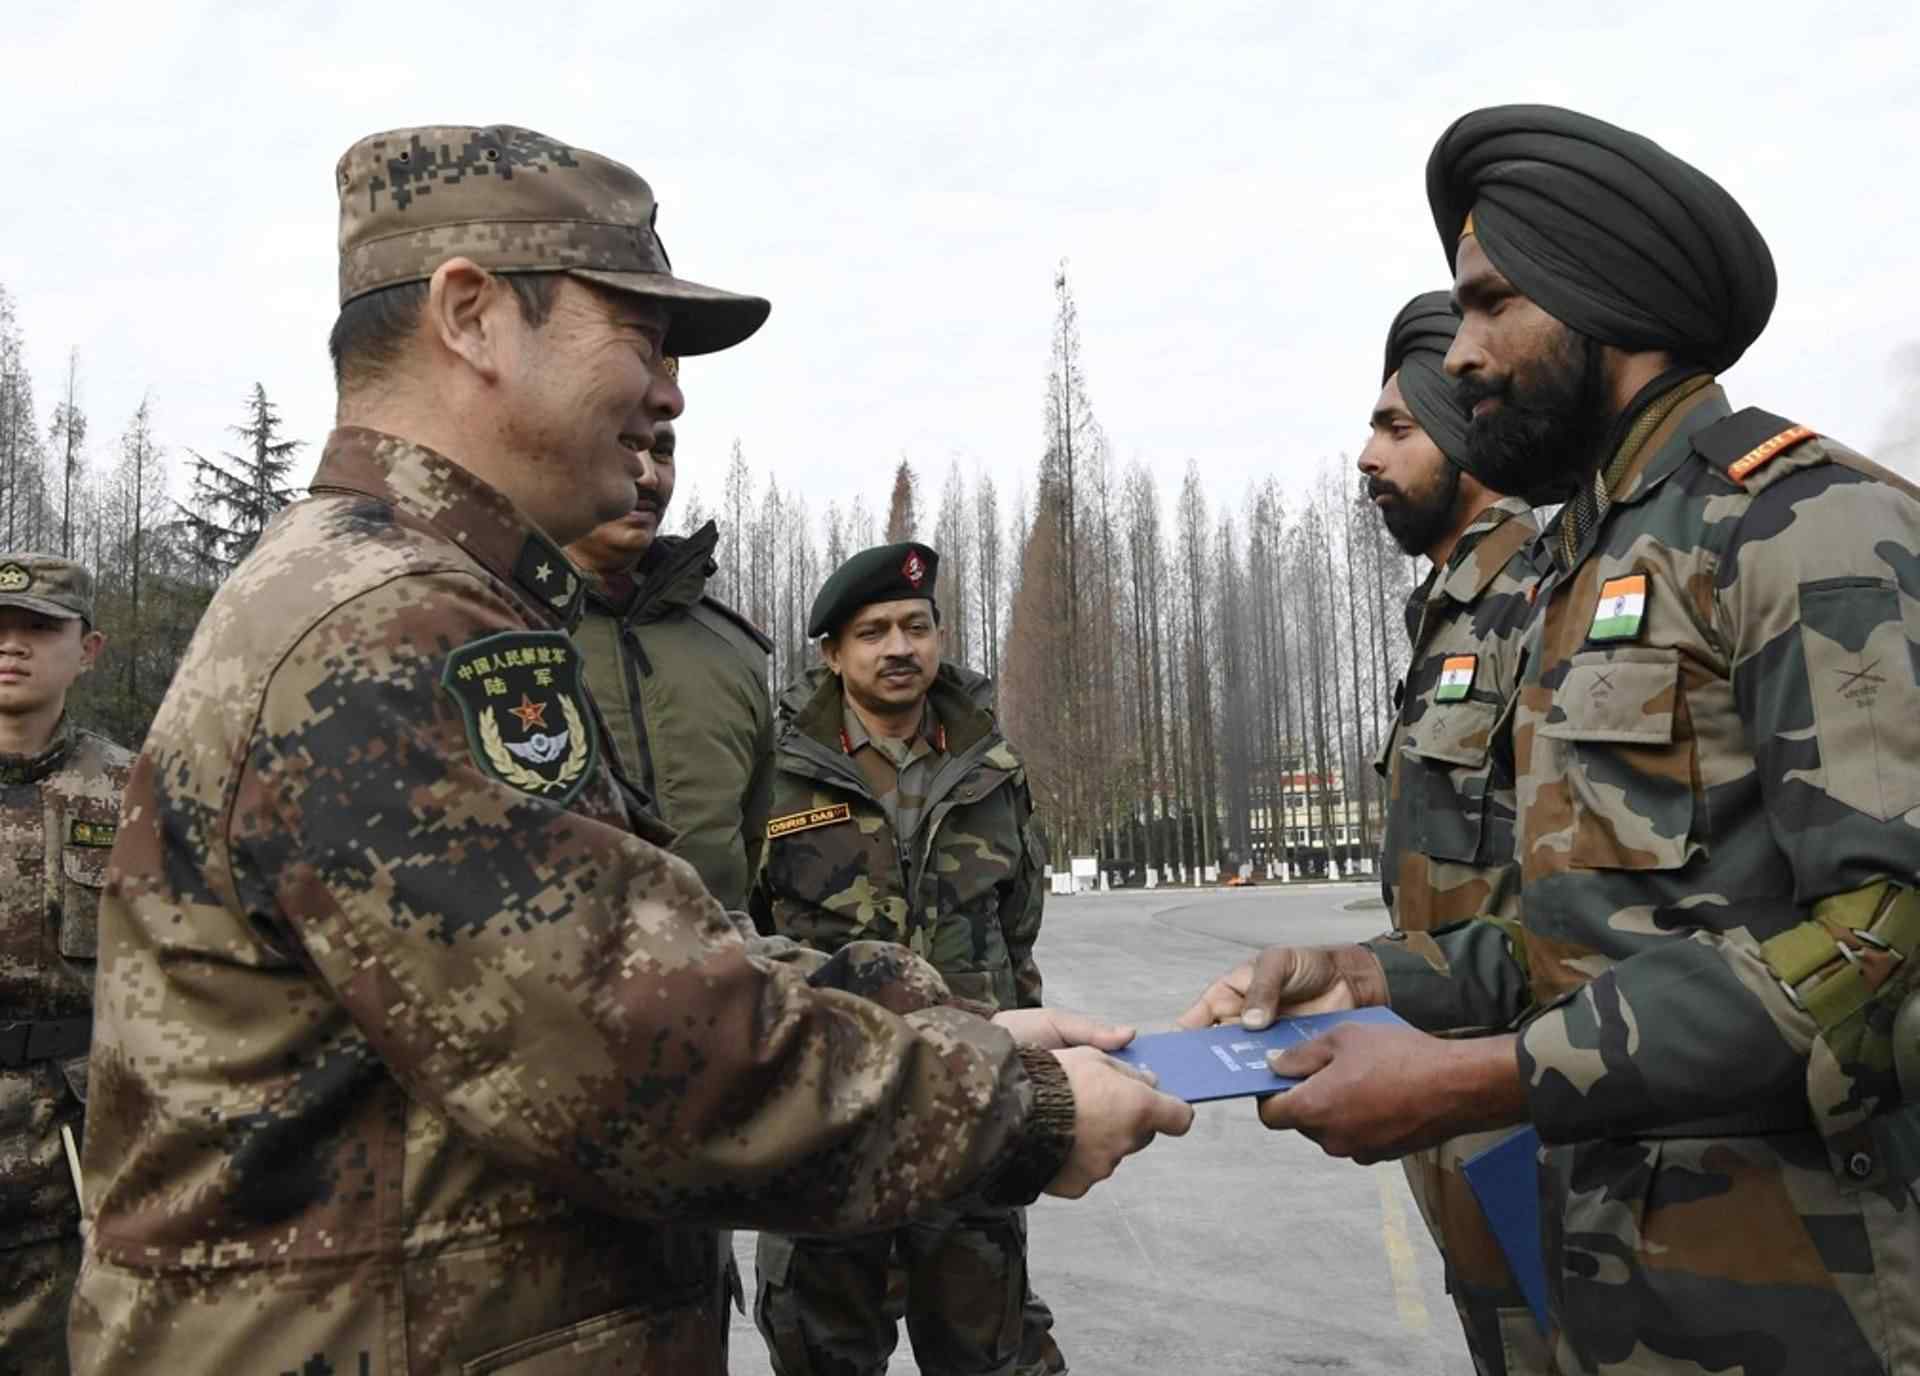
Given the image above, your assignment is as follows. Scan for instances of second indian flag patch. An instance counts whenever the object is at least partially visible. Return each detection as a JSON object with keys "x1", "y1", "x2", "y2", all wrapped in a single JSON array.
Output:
[
  {"x1": 1435, "y1": 654, "x2": 1477, "y2": 702},
  {"x1": 1589, "y1": 574, "x2": 1648, "y2": 642}
]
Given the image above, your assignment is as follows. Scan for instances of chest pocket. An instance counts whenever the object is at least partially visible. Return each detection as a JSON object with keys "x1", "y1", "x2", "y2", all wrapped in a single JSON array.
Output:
[
  {"x1": 1399, "y1": 697, "x2": 1503, "y2": 864},
  {"x1": 58, "y1": 845, "x2": 108, "y2": 959},
  {"x1": 1539, "y1": 646, "x2": 1698, "y2": 871}
]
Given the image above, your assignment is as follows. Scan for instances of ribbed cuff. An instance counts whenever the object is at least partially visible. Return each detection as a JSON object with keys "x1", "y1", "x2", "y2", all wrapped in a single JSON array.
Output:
[{"x1": 980, "y1": 1047, "x2": 1076, "y2": 1207}]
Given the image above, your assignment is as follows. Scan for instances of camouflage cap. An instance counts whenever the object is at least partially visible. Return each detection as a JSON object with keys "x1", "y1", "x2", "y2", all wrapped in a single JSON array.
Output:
[
  {"x1": 808, "y1": 542, "x2": 939, "y2": 639},
  {"x1": 336, "y1": 125, "x2": 770, "y2": 357},
  {"x1": 0, "y1": 553, "x2": 93, "y2": 622}
]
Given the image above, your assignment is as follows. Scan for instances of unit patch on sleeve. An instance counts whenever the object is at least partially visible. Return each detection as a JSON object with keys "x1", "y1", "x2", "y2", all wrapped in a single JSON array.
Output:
[
  {"x1": 768, "y1": 803, "x2": 853, "y2": 839},
  {"x1": 1434, "y1": 654, "x2": 1477, "y2": 702},
  {"x1": 441, "y1": 630, "x2": 597, "y2": 805},
  {"x1": 1589, "y1": 574, "x2": 1648, "y2": 643}
]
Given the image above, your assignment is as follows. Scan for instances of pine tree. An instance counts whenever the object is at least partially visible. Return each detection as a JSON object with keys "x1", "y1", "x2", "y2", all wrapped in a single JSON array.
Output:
[{"x1": 181, "y1": 383, "x2": 302, "y2": 578}]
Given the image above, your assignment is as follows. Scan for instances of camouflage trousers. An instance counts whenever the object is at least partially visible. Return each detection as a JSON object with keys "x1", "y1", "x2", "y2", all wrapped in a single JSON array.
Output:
[
  {"x1": 1544, "y1": 1121, "x2": 1920, "y2": 1375},
  {"x1": 0, "y1": 1234, "x2": 82, "y2": 1376},
  {"x1": 1402, "y1": 1133, "x2": 1555, "y2": 1376},
  {"x1": 756, "y1": 1205, "x2": 1060, "y2": 1375}
]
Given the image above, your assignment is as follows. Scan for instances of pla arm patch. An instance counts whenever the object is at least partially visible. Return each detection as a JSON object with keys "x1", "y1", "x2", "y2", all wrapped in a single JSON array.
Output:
[{"x1": 441, "y1": 630, "x2": 598, "y2": 806}]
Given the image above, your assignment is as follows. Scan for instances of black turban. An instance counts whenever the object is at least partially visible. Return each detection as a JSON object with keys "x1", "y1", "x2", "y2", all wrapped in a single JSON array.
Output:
[
  {"x1": 1382, "y1": 291, "x2": 1471, "y2": 469},
  {"x1": 1427, "y1": 104, "x2": 1775, "y2": 372}
]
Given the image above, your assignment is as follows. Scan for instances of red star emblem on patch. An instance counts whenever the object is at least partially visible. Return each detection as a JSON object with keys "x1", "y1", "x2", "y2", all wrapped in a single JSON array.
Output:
[
  {"x1": 902, "y1": 550, "x2": 926, "y2": 588},
  {"x1": 508, "y1": 693, "x2": 549, "y2": 732}
]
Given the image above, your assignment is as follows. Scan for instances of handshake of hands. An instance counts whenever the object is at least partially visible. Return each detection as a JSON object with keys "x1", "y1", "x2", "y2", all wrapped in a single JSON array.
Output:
[{"x1": 1000, "y1": 943, "x2": 1524, "y2": 1198}]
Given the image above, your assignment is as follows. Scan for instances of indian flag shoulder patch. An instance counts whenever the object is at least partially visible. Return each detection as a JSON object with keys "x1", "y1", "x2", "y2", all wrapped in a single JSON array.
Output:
[
  {"x1": 1589, "y1": 574, "x2": 1648, "y2": 642},
  {"x1": 1434, "y1": 654, "x2": 1477, "y2": 702}
]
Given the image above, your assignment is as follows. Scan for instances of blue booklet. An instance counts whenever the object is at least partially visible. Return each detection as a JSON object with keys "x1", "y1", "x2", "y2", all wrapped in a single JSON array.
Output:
[
  {"x1": 1108, "y1": 1006, "x2": 1409, "y2": 1102},
  {"x1": 1463, "y1": 1127, "x2": 1549, "y2": 1334}
]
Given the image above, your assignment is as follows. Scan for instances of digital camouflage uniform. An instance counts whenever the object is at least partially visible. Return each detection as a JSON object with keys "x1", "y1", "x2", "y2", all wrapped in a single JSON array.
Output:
[
  {"x1": 0, "y1": 711, "x2": 130, "y2": 1376},
  {"x1": 1375, "y1": 495, "x2": 1553, "y2": 1376},
  {"x1": 1372, "y1": 378, "x2": 1920, "y2": 1374},
  {"x1": 754, "y1": 662, "x2": 1053, "y2": 1376},
  {"x1": 72, "y1": 428, "x2": 1076, "y2": 1376}
]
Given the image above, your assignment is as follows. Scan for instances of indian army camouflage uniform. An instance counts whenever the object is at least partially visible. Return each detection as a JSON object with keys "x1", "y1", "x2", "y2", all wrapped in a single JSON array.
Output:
[
  {"x1": 1374, "y1": 494, "x2": 1554, "y2": 1376},
  {"x1": 754, "y1": 662, "x2": 1050, "y2": 1376},
  {"x1": 574, "y1": 518, "x2": 775, "y2": 1335},
  {"x1": 72, "y1": 428, "x2": 1076, "y2": 1376},
  {"x1": 1, "y1": 716, "x2": 130, "y2": 1375},
  {"x1": 1371, "y1": 376, "x2": 1920, "y2": 1374}
]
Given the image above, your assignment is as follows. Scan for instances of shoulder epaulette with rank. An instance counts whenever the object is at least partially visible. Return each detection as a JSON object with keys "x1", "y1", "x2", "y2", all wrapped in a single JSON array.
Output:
[
  {"x1": 696, "y1": 595, "x2": 774, "y2": 655},
  {"x1": 511, "y1": 533, "x2": 586, "y2": 628},
  {"x1": 1691, "y1": 407, "x2": 1818, "y2": 487}
]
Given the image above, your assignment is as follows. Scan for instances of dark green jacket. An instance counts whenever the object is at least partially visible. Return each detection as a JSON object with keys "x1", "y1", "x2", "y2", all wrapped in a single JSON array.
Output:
[
  {"x1": 753, "y1": 663, "x2": 1046, "y2": 1011},
  {"x1": 574, "y1": 522, "x2": 773, "y2": 912}
]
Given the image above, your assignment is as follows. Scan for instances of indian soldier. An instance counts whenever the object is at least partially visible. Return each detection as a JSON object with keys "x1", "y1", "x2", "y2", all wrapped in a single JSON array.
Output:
[
  {"x1": 566, "y1": 412, "x2": 772, "y2": 1343},
  {"x1": 1183, "y1": 104, "x2": 1920, "y2": 1373},
  {"x1": 0, "y1": 555, "x2": 128, "y2": 1376},
  {"x1": 72, "y1": 124, "x2": 1192, "y2": 1376},
  {"x1": 753, "y1": 541, "x2": 1060, "y2": 1376},
  {"x1": 1364, "y1": 294, "x2": 1550, "y2": 1375}
]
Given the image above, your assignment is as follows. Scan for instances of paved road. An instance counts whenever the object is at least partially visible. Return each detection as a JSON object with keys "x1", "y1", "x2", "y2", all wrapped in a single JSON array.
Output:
[{"x1": 728, "y1": 885, "x2": 1478, "y2": 1376}]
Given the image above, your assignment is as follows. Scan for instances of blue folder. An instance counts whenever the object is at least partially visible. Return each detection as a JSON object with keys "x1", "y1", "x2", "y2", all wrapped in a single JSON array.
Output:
[
  {"x1": 1463, "y1": 1126, "x2": 1549, "y2": 1334},
  {"x1": 1108, "y1": 1007, "x2": 1409, "y2": 1102}
]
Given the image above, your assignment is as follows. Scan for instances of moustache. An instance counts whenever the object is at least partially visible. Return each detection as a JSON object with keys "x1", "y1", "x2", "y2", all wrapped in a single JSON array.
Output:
[
  {"x1": 1454, "y1": 375, "x2": 1506, "y2": 412},
  {"x1": 879, "y1": 659, "x2": 921, "y2": 674},
  {"x1": 1366, "y1": 478, "x2": 1398, "y2": 502}
]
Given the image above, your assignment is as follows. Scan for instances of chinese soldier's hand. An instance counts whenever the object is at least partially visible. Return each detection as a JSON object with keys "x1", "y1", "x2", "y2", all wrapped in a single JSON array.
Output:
[
  {"x1": 1175, "y1": 944, "x2": 1388, "y2": 1030},
  {"x1": 1043, "y1": 1049, "x2": 1194, "y2": 1199},
  {"x1": 1257, "y1": 1025, "x2": 1527, "y2": 1164},
  {"x1": 994, "y1": 1007, "x2": 1137, "y2": 1052}
]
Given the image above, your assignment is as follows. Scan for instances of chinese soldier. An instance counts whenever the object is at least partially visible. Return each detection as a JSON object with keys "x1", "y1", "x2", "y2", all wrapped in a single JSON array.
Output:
[
  {"x1": 0, "y1": 555, "x2": 129, "y2": 1376},
  {"x1": 753, "y1": 541, "x2": 1060, "y2": 1376},
  {"x1": 73, "y1": 125, "x2": 1190, "y2": 1376},
  {"x1": 1363, "y1": 294, "x2": 1550, "y2": 1375},
  {"x1": 1184, "y1": 104, "x2": 1920, "y2": 1373}
]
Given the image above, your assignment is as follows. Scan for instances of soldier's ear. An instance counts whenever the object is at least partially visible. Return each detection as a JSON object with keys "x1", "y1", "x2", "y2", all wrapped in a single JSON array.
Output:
[
  {"x1": 77, "y1": 627, "x2": 105, "y2": 673},
  {"x1": 819, "y1": 635, "x2": 842, "y2": 674},
  {"x1": 427, "y1": 258, "x2": 507, "y2": 382}
]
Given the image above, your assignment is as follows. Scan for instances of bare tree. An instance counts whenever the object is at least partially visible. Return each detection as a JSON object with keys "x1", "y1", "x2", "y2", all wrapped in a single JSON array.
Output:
[{"x1": 885, "y1": 459, "x2": 919, "y2": 543}]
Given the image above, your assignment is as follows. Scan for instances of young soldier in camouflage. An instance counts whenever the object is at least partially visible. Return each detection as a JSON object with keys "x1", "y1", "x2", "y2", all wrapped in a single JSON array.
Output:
[
  {"x1": 1364, "y1": 295, "x2": 1550, "y2": 1376},
  {"x1": 73, "y1": 125, "x2": 1191, "y2": 1376},
  {"x1": 753, "y1": 541, "x2": 1059, "y2": 1376},
  {"x1": 0, "y1": 554, "x2": 129, "y2": 1376},
  {"x1": 1185, "y1": 105, "x2": 1920, "y2": 1374}
]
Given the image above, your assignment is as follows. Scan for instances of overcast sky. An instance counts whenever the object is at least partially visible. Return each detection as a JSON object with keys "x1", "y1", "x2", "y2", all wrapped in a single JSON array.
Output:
[{"x1": 5, "y1": 0, "x2": 1917, "y2": 532}]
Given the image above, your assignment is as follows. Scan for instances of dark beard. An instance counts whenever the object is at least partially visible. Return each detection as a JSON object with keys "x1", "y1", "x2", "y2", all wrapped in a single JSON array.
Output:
[
  {"x1": 1457, "y1": 326, "x2": 1610, "y2": 504},
  {"x1": 1371, "y1": 462, "x2": 1463, "y2": 558}
]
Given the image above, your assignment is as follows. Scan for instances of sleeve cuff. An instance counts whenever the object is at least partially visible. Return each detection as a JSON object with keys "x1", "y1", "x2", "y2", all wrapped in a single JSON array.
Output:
[{"x1": 980, "y1": 1047, "x2": 1075, "y2": 1207}]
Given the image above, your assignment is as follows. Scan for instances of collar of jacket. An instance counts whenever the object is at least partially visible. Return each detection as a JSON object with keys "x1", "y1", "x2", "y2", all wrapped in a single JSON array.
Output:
[
  {"x1": 309, "y1": 426, "x2": 586, "y2": 630},
  {"x1": 1402, "y1": 496, "x2": 1538, "y2": 644},
  {"x1": 0, "y1": 714, "x2": 74, "y2": 786},
  {"x1": 788, "y1": 661, "x2": 998, "y2": 758},
  {"x1": 583, "y1": 520, "x2": 720, "y2": 624}
]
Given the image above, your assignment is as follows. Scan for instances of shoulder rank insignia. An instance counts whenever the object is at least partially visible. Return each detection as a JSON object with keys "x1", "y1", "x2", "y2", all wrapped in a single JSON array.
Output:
[
  {"x1": 1434, "y1": 654, "x2": 1476, "y2": 702},
  {"x1": 512, "y1": 536, "x2": 584, "y2": 626},
  {"x1": 1691, "y1": 406, "x2": 1817, "y2": 487},
  {"x1": 442, "y1": 630, "x2": 597, "y2": 805},
  {"x1": 69, "y1": 819, "x2": 116, "y2": 848},
  {"x1": 768, "y1": 803, "x2": 852, "y2": 839},
  {"x1": 1589, "y1": 574, "x2": 1647, "y2": 642}
]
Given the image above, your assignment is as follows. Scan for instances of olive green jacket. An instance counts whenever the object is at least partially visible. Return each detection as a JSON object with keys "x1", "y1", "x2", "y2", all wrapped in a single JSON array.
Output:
[
  {"x1": 574, "y1": 522, "x2": 773, "y2": 912},
  {"x1": 753, "y1": 663, "x2": 1046, "y2": 1011}
]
